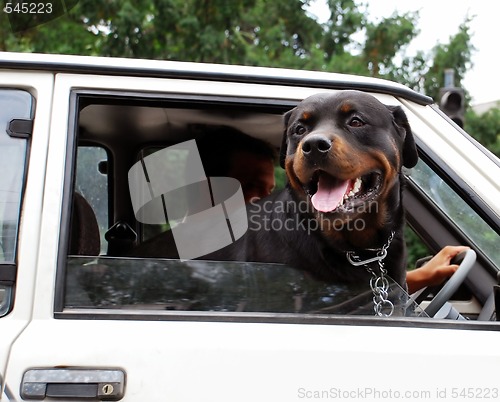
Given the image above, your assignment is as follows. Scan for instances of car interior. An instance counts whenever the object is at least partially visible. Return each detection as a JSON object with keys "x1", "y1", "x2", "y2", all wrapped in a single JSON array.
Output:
[{"x1": 61, "y1": 90, "x2": 500, "y2": 322}]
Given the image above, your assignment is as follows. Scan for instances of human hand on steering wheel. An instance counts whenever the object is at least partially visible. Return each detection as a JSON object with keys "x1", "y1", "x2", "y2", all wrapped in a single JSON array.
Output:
[
  {"x1": 409, "y1": 246, "x2": 476, "y2": 318},
  {"x1": 407, "y1": 246, "x2": 470, "y2": 294}
]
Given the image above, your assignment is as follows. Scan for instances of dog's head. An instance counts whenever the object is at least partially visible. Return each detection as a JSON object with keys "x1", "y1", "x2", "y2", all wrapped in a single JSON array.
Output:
[{"x1": 280, "y1": 90, "x2": 418, "y2": 248}]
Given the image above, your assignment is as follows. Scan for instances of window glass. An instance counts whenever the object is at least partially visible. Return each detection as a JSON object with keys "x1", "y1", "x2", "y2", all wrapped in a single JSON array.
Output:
[
  {"x1": 0, "y1": 89, "x2": 32, "y2": 317},
  {"x1": 65, "y1": 256, "x2": 423, "y2": 317},
  {"x1": 138, "y1": 147, "x2": 190, "y2": 241},
  {"x1": 404, "y1": 225, "x2": 432, "y2": 269},
  {"x1": 74, "y1": 146, "x2": 109, "y2": 254},
  {"x1": 409, "y1": 159, "x2": 500, "y2": 269},
  {"x1": 0, "y1": 89, "x2": 31, "y2": 263}
]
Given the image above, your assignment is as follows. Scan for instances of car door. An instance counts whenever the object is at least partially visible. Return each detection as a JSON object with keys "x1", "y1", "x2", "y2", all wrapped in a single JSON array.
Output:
[
  {"x1": 0, "y1": 70, "x2": 54, "y2": 401},
  {"x1": 4, "y1": 70, "x2": 500, "y2": 402}
]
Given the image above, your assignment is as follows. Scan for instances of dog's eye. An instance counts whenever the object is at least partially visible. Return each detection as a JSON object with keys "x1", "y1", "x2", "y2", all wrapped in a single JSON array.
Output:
[
  {"x1": 295, "y1": 125, "x2": 306, "y2": 135},
  {"x1": 348, "y1": 117, "x2": 365, "y2": 127}
]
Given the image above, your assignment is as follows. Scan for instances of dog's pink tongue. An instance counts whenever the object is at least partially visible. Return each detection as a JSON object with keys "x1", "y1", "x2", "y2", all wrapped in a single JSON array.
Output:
[{"x1": 311, "y1": 174, "x2": 349, "y2": 212}]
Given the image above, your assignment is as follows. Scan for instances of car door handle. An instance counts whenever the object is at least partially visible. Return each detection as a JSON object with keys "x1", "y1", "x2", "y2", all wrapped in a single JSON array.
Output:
[{"x1": 21, "y1": 368, "x2": 125, "y2": 400}]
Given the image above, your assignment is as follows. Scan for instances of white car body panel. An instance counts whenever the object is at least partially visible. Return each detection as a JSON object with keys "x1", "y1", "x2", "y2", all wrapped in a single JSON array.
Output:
[{"x1": 5, "y1": 318, "x2": 500, "y2": 401}]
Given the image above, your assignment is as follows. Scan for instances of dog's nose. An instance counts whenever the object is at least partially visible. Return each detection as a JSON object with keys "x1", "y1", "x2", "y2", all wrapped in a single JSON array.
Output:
[{"x1": 301, "y1": 134, "x2": 332, "y2": 158}]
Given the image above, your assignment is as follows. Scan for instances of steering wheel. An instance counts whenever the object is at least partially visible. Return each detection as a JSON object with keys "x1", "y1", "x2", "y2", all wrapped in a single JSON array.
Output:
[{"x1": 416, "y1": 249, "x2": 476, "y2": 317}]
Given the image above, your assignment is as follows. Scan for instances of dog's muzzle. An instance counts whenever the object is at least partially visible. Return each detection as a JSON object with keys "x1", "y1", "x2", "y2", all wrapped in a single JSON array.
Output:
[{"x1": 301, "y1": 134, "x2": 331, "y2": 160}]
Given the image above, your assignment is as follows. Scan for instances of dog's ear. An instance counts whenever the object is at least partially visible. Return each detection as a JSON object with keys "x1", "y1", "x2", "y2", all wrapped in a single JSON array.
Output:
[
  {"x1": 280, "y1": 109, "x2": 294, "y2": 168},
  {"x1": 387, "y1": 105, "x2": 418, "y2": 168}
]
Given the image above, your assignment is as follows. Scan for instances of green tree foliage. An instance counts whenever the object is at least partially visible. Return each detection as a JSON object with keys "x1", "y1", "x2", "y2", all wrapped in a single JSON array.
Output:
[
  {"x1": 421, "y1": 19, "x2": 499, "y2": 157},
  {"x1": 363, "y1": 12, "x2": 419, "y2": 77},
  {"x1": 465, "y1": 107, "x2": 500, "y2": 158},
  {"x1": 423, "y1": 19, "x2": 475, "y2": 102},
  {"x1": 0, "y1": 0, "x2": 476, "y2": 103},
  {"x1": 0, "y1": 0, "x2": 470, "y2": 88},
  {"x1": 320, "y1": 0, "x2": 365, "y2": 61}
]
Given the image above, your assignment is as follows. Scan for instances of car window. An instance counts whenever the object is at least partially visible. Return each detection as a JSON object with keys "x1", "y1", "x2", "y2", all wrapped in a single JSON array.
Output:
[
  {"x1": 74, "y1": 146, "x2": 109, "y2": 254},
  {"x1": 65, "y1": 256, "x2": 421, "y2": 316},
  {"x1": 409, "y1": 159, "x2": 500, "y2": 269},
  {"x1": 138, "y1": 147, "x2": 190, "y2": 242},
  {"x1": 59, "y1": 92, "x2": 500, "y2": 326},
  {"x1": 0, "y1": 89, "x2": 33, "y2": 317},
  {"x1": 59, "y1": 94, "x2": 433, "y2": 321}
]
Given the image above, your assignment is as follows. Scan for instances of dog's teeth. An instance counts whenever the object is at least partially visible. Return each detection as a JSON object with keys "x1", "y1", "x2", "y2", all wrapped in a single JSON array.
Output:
[
  {"x1": 343, "y1": 177, "x2": 363, "y2": 203},
  {"x1": 353, "y1": 177, "x2": 362, "y2": 194}
]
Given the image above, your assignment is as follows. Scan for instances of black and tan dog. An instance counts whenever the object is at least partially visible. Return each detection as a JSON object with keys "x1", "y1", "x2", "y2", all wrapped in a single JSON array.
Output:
[
  {"x1": 132, "y1": 90, "x2": 418, "y2": 288},
  {"x1": 208, "y1": 90, "x2": 418, "y2": 288}
]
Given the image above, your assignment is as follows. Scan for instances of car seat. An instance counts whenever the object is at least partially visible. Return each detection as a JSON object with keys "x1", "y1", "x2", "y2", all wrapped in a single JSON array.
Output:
[{"x1": 69, "y1": 192, "x2": 101, "y2": 255}]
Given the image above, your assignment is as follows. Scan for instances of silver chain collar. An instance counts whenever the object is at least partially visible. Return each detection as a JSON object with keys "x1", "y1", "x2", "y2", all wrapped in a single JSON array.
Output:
[{"x1": 345, "y1": 231, "x2": 395, "y2": 317}]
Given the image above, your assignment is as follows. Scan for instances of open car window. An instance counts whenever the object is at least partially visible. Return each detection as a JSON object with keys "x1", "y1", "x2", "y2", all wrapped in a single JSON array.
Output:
[
  {"x1": 58, "y1": 90, "x2": 499, "y2": 326},
  {"x1": 63, "y1": 93, "x2": 422, "y2": 320}
]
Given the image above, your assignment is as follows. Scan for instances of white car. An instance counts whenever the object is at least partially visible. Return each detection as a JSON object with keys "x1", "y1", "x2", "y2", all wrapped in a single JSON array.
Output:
[{"x1": 0, "y1": 52, "x2": 499, "y2": 402}]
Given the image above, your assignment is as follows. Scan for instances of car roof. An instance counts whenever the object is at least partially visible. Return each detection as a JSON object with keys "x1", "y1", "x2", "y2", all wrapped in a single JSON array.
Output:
[{"x1": 0, "y1": 51, "x2": 432, "y2": 105}]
